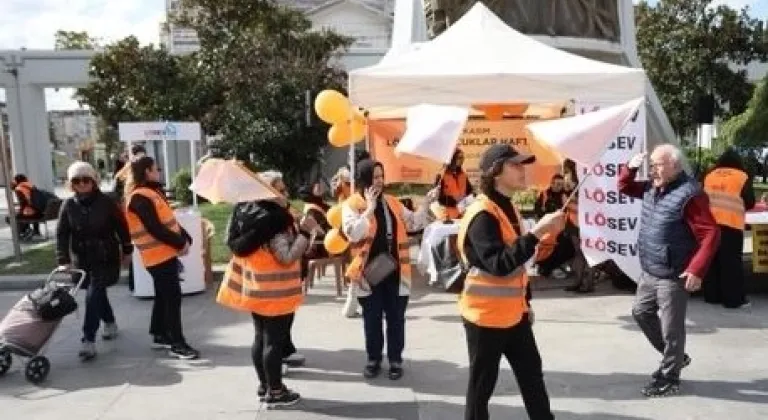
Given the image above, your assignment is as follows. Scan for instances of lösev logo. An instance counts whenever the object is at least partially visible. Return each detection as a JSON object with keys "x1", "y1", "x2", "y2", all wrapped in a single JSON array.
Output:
[
  {"x1": 584, "y1": 212, "x2": 638, "y2": 231},
  {"x1": 581, "y1": 162, "x2": 629, "y2": 178},
  {"x1": 583, "y1": 188, "x2": 637, "y2": 205},
  {"x1": 581, "y1": 236, "x2": 639, "y2": 257}
]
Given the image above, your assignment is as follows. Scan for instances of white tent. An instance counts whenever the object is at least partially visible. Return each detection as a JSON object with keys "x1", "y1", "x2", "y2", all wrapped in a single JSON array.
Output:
[{"x1": 349, "y1": 3, "x2": 646, "y2": 112}]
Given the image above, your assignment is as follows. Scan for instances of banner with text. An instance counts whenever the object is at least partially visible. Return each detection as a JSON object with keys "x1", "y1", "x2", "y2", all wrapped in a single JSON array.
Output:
[
  {"x1": 369, "y1": 119, "x2": 560, "y2": 188},
  {"x1": 575, "y1": 102, "x2": 646, "y2": 282}
]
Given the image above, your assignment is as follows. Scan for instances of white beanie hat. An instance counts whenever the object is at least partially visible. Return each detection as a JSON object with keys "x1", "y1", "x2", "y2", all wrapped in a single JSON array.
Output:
[{"x1": 67, "y1": 161, "x2": 98, "y2": 182}]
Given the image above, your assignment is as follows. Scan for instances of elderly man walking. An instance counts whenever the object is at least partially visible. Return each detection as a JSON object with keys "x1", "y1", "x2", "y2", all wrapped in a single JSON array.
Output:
[{"x1": 619, "y1": 144, "x2": 720, "y2": 397}]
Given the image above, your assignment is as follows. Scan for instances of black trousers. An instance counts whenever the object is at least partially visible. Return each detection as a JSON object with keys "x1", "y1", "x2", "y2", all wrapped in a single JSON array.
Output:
[
  {"x1": 147, "y1": 258, "x2": 185, "y2": 345},
  {"x1": 5, "y1": 215, "x2": 40, "y2": 235},
  {"x1": 252, "y1": 312, "x2": 294, "y2": 390},
  {"x1": 703, "y1": 225, "x2": 747, "y2": 308},
  {"x1": 463, "y1": 316, "x2": 554, "y2": 420},
  {"x1": 358, "y1": 277, "x2": 409, "y2": 364}
]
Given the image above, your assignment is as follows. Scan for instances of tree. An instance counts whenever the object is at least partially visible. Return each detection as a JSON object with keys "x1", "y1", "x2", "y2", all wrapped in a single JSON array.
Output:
[
  {"x1": 174, "y1": 0, "x2": 350, "y2": 185},
  {"x1": 720, "y1": 74, "x2": 768, "y2": 148},
  {"x1": 54, "y1": 30, "x2": 100, "y2": 50},
  {"x1": 75, "y1": 36, "x2": 214, "y2": 131},
  {"x1": 635, "y1": 0, "x2": 768, "y2": 137}
]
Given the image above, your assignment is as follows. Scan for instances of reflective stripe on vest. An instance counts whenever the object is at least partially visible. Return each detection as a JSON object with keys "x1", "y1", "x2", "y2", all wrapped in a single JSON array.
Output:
[
  {"x1": 704, "y1": 168, "x2": 747, "y2": 230},
  {"x1": 217, "y1": 249, "x2": 304, "y2": 317},
  {"x1": 343, "y1": 193, "x2": 412, "y2": 289},
  {"x1": 126, "y1": 187, "x2": 181, "y2": 268},
  {"x1": 457, "y1": 195, "x2": 529, "y2": 328}
]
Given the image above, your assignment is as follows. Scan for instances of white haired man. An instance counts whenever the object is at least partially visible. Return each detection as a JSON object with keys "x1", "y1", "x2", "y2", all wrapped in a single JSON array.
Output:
[{"x1": 619, "y1": 144, "x2": 720, "y2": 397}]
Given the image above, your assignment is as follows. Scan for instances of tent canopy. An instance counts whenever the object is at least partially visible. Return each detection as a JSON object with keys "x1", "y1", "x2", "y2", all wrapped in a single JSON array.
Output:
[{"x1": 349, "y1": 3, "x2": 646, "y2": 112}]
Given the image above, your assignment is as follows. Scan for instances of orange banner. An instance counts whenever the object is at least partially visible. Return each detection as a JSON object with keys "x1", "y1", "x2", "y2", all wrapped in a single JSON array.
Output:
[{"x1": 368, "y1": 119, "x2": 562, "y2": 189}]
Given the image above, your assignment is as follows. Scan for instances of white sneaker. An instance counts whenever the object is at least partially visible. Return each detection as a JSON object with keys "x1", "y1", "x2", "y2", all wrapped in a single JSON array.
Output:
[
  {"x1": 102, "y1": 323, "x2": 119, "y2": 340},
  {"x1": 78, "y1": 341, "x2": 96, "y2": 360}
]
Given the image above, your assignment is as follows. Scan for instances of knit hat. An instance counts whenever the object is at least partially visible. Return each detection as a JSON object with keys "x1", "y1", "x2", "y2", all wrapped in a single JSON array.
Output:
[{"x1": 67, "y1": 161, "x2": 98, "y2": 182}]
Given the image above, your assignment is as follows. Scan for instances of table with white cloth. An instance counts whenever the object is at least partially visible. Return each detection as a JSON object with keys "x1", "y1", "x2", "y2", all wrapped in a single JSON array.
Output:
[
  {"x1": 416, "y1": 218, "x2": 539, "y2": 289},
  {"x1": 416, "y1": 221, "x2": 460, "y2": 287}
]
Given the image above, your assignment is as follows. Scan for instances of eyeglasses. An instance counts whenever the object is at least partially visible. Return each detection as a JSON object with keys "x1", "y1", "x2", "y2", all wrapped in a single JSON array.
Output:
[{"x1": 71, "y1": 177, "x2": 93, "y2": 185}]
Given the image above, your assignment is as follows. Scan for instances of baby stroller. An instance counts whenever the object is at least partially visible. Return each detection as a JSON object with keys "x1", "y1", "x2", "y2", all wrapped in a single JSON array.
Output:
[{"x1": 0, "y1": 268, "x2": 86, "y2": 384}]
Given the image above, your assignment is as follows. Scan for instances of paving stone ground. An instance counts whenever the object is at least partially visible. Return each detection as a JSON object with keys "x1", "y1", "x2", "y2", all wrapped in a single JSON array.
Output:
[{"x1": 0, "y1": 276, "x2": 766, "y2": 420}]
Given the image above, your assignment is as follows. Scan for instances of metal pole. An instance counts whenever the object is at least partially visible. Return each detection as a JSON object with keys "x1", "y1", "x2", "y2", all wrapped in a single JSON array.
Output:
[
  {"x1": 190, "y1": 135, "x2": 198, "y2": 209},
  {"x1": 162, "y1": 122, "x2": 171, "y2": 187},
  {"x1": 0, "y1": 120, "x2": 23, "y2": 262}
]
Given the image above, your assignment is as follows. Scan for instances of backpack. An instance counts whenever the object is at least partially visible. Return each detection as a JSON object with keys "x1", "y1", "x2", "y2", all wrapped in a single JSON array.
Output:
[
  {"x1": 27, "y1": 284, "x2": 78, "y2": 321},
  {"x1": 29, "y1": 187, "x2": 58, "y2": 214}
]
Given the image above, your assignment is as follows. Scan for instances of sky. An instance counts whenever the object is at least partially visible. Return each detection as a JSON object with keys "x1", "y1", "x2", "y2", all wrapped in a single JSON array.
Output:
[{"x1": 0, "y1": 0, "x2": 766, "y2": 110}]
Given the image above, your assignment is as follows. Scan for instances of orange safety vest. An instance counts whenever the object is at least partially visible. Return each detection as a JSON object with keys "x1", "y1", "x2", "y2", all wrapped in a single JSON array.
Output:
[
  {"x1": 125, "y1": 187, "x2": 182, "y2": 268},
  {"x1": 217, "y1": 243, "x2": 303, "y2": 316},
  {"x1": 440, "y1": 170, "x2": 469, "y2": 220},
  {"x1": 344, "y1": 193, "x2": 412, "y2": 290},
  {"x1": 704, "y1": 168, "x2": 747, "y2": 230},
  {"x1": 457, "y1": 195, "x2": 529, "y2": 329},
  {"x1": 14, "y1": 182, "x2": 36, "y2": 216}
]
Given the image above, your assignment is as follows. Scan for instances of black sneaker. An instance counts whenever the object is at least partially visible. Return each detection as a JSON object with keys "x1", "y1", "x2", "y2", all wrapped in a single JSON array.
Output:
[
  {"x1": 151, "y1": 335, "x2": 173, "y2": 350},
  {"x1": 652, "y1": 354, "x2": 691, "y2": 379},
  {"x1": 363, "y1": 361, "x2": 381, "y2": 379},
  {"x1": 388, "y1": 363, "x2": 404, "y2": 380},
  {"x1": 169, "y1": 343, "x2": 200, "y2": 360},
  {"x1": 265, "y1": 388, "x2": 301, "y2": 408},
  {"x1": 258, "y1": 384, "x2": 267, "y2": 401},
  {"x1": 642, "y1": 378, "x2": 680, "y2": 397}
]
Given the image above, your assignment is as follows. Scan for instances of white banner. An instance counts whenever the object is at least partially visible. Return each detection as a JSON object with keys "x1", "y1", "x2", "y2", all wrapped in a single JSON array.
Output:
[
  {"x1": 575, "y1": 101, "x2": 646, "y2": 282},
  {"x1": 118, "y1": 122, "x2": 201, "y2": 142}
]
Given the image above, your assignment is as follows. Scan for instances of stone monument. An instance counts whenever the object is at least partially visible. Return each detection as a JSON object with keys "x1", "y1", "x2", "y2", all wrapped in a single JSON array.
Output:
[{"x1": 423, "y1": 0, "x2": 620, "y2": 41}]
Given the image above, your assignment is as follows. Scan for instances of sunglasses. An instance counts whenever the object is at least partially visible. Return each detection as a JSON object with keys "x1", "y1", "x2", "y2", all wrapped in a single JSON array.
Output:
[{"x1": 71, "y1": 177, "x2": 93, "y2": 185}]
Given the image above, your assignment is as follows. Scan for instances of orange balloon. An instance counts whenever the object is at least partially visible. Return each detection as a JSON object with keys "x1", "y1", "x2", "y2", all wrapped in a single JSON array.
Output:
[
  {"x1": 324, "y1": 228, "x2": 349, "y2": 255},
  {"x1": 315, "y1": 90, "x2": 351, "y2": 124},
  {"x1": 326, "y1": 204, "x2": 343, "y2": 229},
  {"x1": 328, "y1": 124, "x2": 352, "y2": 147},
  {"x1": 349, "y1": 118, "x2": 367, "y2": 144}
]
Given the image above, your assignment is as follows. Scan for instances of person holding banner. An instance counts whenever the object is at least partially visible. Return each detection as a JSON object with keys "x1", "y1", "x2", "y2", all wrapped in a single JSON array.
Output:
[
  {"x1": 435, "y1": 149, "x2": 474, "y2": 220},
  {"x1": 620, "y1": 145, "x2": 720, "y2": 397},
  {"x1": 341, "y1": 159, "x2": 438, "y2": 380},
  {"x1": 458, "y1": 144, "x2": 562, "y2": 420}
]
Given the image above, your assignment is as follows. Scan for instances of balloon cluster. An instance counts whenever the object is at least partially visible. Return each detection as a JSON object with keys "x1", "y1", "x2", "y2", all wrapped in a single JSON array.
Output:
[
  {"x1": 323, "y1": 204, "x2": 349, "y2": 254},
  {"x1": 314, "y1": 90, "x2": 367, "y2": 148}
]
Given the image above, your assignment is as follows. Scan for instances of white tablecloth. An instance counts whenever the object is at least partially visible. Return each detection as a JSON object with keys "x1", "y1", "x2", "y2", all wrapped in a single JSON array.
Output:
[{"x1": 417, "y1": 221, "x2": 460, "y2": 284}]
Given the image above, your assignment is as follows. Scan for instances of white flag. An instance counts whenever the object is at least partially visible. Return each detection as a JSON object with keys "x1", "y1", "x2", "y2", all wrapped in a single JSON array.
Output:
[
  {"x1": 527, "y1": 98, "x2": 644, "y2": 167},
  {"x1": 395, "y1": 104, "x2": 470, "y2": 164}
]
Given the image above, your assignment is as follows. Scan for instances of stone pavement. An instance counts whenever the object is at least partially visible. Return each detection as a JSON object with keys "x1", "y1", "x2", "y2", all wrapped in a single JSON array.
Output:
[{"x1": 0, "y1": 278, "x2": 766, "y2": 420}]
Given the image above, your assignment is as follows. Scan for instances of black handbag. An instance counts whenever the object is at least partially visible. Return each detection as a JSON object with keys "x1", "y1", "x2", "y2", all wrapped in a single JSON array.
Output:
[{"x1": 28, "y1": 284, "x2": 78, "y2": 321}]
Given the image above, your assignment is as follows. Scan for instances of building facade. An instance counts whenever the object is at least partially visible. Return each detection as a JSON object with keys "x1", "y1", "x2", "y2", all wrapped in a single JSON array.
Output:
[{"x1": 48, "y1": 110, "x2": 98, "y2": 162}]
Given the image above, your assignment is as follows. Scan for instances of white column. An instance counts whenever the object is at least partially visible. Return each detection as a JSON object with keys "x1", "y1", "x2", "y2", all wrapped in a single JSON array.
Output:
[{"x1": 5, "y1": 84, "x2": 54, "y2": 191}]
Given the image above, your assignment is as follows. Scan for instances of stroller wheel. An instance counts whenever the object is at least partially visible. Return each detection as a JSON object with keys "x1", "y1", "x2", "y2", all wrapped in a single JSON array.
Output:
[
  {"x1": 25, "y1": 356, "x2": 50, "y2": 384},
  {"x1": 0, "y1": 349, "x2": 11, "y2": 375}
]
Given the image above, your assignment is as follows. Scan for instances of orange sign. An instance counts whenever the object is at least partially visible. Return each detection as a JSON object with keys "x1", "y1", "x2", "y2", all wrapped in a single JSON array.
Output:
[{"x1": 368, "y1": 119, "x2": 561, "y2": 189}]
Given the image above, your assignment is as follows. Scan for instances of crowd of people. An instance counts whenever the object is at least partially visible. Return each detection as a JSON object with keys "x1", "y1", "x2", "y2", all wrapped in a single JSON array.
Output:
[{"x1": 0, "y1": 140, "x2": 756, "y2": 418}]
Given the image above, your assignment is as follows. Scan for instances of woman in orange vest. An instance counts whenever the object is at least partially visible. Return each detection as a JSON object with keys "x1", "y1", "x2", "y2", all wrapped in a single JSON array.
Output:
[
  {"x1": 124, "y1": 156, "x2": 199, "y2": 360},
  {"x1": 219, "y1": 171, "x2": 317, "y2": 407},
  {"x1": 702, "y1": 148, "x2": 755, "y2": 308},
  {"x1": 435, "y1": 149, "x2": 474, "y2": 220},
  {"x1": 341, "y1": 159, "x2": 438, "y2": 380},
  {"x1": 561, "y1": 159, "x2": 594, "y2": 293},
  {"x1": 458, "y1": 144, "x2": 563, "y2": 420},
  {"x1": 6, "y1": 174, "x2": 41, "y2": 239}
]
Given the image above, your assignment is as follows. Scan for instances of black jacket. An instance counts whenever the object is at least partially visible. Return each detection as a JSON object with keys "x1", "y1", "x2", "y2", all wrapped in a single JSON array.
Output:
[
  {"x1": 56, "y1": 190, "x2": 133, "y2": 287},
  {"x1": 226, "y1": 200, "x2": 296, "y2": 257}
]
